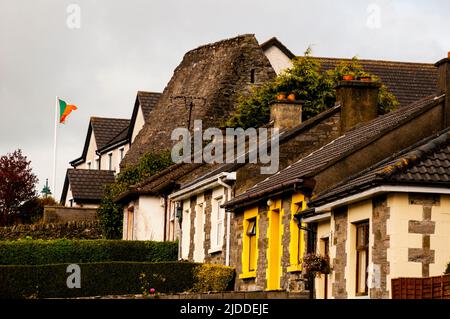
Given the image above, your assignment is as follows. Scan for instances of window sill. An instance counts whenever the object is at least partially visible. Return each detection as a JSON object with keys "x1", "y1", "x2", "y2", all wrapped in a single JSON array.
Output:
[
  {"x1": 208, "y1": 247, "x2": 222, "y2": 254},
  {"x1": 239, "y1": 271, "x2": 256, "y2": 279},
  {"x1": 287, "y1": 264, "x2": 303, "y2": 273}
]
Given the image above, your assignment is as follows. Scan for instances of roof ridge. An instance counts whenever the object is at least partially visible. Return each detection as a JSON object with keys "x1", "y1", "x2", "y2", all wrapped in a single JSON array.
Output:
[
  {"x1": 185, "y1": 34, "x2": 256, "y2": 55},
  {"x1": 313, "y1": 56, "x2": 436, "y2": 67},
  {"x1": 90, "y1": 116, "x2": 130, "y2": 122}
]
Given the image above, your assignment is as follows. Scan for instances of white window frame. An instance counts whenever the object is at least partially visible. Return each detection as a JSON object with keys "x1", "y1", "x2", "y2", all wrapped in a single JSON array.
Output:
[
  {"x1": 209, "y1": 196, "x2": 224, "y2": 253},
  {"x1": 119, "y1": 147, "x2": 125, "y2": 161},
  {"x1": 108, "y1": 152, "x2": 113, "y2": 171},
  {"x1": 95, "y1": 157, "x2": 100, "y2": 170}
]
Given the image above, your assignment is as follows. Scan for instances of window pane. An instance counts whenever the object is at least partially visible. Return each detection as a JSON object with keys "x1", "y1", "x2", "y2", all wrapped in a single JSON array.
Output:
[{"x1": 357, "y1": 250, "x2": 367, "y2": 293}]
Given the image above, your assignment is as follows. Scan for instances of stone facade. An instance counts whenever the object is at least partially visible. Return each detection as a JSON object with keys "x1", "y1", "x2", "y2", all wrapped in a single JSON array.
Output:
[
  {"x1": 370, "y1": 195, "x2": 390, "y2": 299},
  {"x1": 332, "y1": 206, "x2": 348, "y2": 299},
  {"x1": 407, "y1": 193, "x2": 440, "y2": 277},
  {"x1": 122, "y1": 34, "x2": 277, "y2": 167}
]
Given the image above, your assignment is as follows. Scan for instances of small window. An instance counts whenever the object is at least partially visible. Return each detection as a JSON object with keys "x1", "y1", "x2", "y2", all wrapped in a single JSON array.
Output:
[
  {"x1": 246, "y1": 218, "x2": 257, "y2": 271},
  {"x1": 95, "y1": 158, "x2": 100, "y2": 170},
  {"x1": 108, "y1": 153, "x2": 113, "y2": 171},
  {"x1": 87, "y1": 161, "x2": 91, "y2": 170},
  {"x1": 355, "y1": 221, "x2": 369, "y2": 296},
  {"x1": 250, "y1": 69, "x2": 256, "y2": 83},
  {"x1": 69, "y1": 199, "x2": 73, "y2": 207},
  {"x1": 119, "y1": 148, "x2": 125, "y2": 161}
]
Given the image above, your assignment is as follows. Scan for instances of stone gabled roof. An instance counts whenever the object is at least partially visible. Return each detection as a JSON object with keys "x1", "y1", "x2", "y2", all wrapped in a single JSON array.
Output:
[
  {"x1": 224, "y1": 94, "x2": 445, "y2": 209},
  {"x1": 60, "y1": 169, "x2": 116, "y2": 204},
  {"x1": 310, "y1": 128, "x2": 450, "y2": 207},
  {"x1": 121, "y1": 34, "x2": 276, "y2": 168},
  {"x1": 316, "y1": 57, "x2": 438, "y2": 107}
]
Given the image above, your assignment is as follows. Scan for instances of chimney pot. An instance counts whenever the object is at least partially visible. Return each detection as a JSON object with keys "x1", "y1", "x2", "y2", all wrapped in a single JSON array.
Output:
[
  {"x1": 336, "y1": 80, "x2": 381, "y2": 133},
  {"x1": 269, "y1": 99, "x2": 302, "y2": 129}
]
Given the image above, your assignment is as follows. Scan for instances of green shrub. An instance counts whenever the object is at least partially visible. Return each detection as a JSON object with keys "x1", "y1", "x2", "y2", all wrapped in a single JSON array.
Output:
[
  {"x1": 0, "y1": 262, "x2": 236, "y2": 299},
  {"x1": 191, "y1": 264, "x2": 236, "y2": 292},
  {"x1": 445, "y1": 262, "x2": 450, "y2": 275},
  {"x1": 0, "y1": 239, "x2": 178, "y2": 265}
]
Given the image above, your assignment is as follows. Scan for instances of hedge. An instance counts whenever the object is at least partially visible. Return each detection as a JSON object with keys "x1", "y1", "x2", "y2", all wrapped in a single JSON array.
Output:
[
  {"x1": 0, "y1": 262, "x2": 235, "y2": 299},
  {"x1": 0, "y1": 239, "x2": 178, "y2": 265}
]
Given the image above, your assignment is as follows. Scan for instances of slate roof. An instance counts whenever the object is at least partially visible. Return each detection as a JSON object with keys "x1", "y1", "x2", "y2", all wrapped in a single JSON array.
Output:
[
  {"x1": 91, "y1": 117, "x2": 131, "y2": 150},
  {"x1": 316, "y1": 57, "x2": 438, "y2": 107},
  {"x1": 60, "y1": 169, "x2": 116, "y2": 204},
  {"x1": 310, "y1": 128, "x2": 450, "y2": 207},
  {"x1": 224, "y1": 94, "x2": 445, "y2": 208},
  {"x1": 137, "y1": 91, "x2": 161, "y2": 122}
]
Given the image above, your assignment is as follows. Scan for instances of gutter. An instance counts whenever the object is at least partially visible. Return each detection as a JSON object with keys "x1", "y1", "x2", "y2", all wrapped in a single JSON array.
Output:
[
  {"x1": 96, "y1": 138, "x2": 129, "y2": 155},
  {"x1": 169, "y1": 172, "x2": 236, "y2": 201},
  {"x1": 313, "y1": 185, "x2": 450, "y2": 213}
]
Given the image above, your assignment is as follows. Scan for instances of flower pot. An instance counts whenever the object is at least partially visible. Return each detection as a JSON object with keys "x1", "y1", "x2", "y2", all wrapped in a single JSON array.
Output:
[
  {"x1": 276, "y1": 93, "x2": 286, "y2": 100},
  {"x1": 448, "y1": 51, "x2": 450, "y2": 58},
  {"x1": 359, "y1": 76, "x2": 372, "y2": 82},
  {"x1": 342, "y1": 74, "x2": 354, "y2": 81},
  {"x1": 287, "y1": 93, "x2": 296, "y2": 101}
]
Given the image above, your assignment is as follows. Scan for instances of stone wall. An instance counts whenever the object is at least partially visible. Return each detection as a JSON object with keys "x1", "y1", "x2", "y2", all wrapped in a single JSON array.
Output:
[
  {"x1": 332, "y1": 206, "x2": 348, "y2": 299},
  {"x1": 0, "y1": 220, "x2": 103, "y2": 240},
  {"x1": 371, "y1": 195, "x2": 390, "y2": 299},
  {"x1": 122, "y1": 34, "x2": 276, "y2": 167},
  {"x1": 43, "y1": 206, "x2": 97, "y2": 223}
]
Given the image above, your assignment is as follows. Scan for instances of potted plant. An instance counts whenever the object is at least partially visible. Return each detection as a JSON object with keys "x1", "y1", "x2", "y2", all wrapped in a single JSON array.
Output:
[
  {"x1": 342, "y1": 73, "x2": 355, "y2": 81},
  {"x1": 276, "y1": 92, "x2": 287, "y2": 100},
  {"x1": 301, "y1": 253, "x2": 331, "y2": 277},
  {"x1": 357, "y1": 71, "x2": 372, "y2": 81},
  {"x1": 287, "y1": 93, "x2": 296, "y2": 101}
]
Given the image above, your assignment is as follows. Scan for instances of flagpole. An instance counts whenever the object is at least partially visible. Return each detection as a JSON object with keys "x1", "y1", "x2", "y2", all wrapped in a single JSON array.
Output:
[{"x1": 52, "y1": 96, "x2": 58, "y2": 197}]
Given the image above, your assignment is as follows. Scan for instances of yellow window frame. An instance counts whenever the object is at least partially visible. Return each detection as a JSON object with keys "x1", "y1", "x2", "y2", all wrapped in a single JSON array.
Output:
[
  {"x1": 239, "y1": 207, "x2": 259, "y2": 279},
  {"x1": 288, "y1": 193, "x2": 307, "y2": 272}
]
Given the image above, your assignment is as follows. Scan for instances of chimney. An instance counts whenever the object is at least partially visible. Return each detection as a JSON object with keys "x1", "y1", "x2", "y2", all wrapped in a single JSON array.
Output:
[
  {"x1": 435, "y1": 53, "x2": 450, "y2": 126},
  {"x1": 336, "y1": 80, "x2": 381, "y2": 133},
  {"x1": 269, "y1": 99, "x2": 302, "y2": 129}
]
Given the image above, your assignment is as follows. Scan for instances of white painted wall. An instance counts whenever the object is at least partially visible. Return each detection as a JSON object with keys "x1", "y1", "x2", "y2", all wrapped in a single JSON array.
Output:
[
  {"x1": 181, "y1": 198, "x2": 191, "y2": 260},
  {"x1": 193, "y1": 194, "x2": 205, "y2": 262},
  {"x1": 99, "y1": 144, "x2": 129, "y2": 173},
  {"x1": 132, "y1": 106, "x2": 145, "y2": 143},
  {"x1": 84, "y1": 131, "x2": 98, "y2": 169},
  {"x1": 263, "y1": 45, "x2": 293, "y2": 75},
  {"x1": 315, "y1": 220, "x2": 332, "y2": 299}
]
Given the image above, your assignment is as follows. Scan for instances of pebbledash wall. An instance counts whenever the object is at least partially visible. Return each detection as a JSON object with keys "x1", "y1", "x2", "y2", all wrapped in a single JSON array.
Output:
[{"x1": 320, "y1": 192, "x2": 450, "y2": 299}]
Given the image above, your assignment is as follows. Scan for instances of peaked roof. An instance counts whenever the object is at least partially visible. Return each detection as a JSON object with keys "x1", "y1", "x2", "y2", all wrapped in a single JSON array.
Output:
[
  {"x1": 310, "y1": 128, "x2": 450, "y2": 207},
  {"x1": 60, "y1": 169, "x2": 116, "y2": 204},
  {"x1": 316, "y1": 57, "x2": 438, "y2": 107},
  {"x1": 224, "y1": 94, "x2": 445, "y2": 209},
  {"x1": 137, "y1": 91, "x2": 161, "y2": 121},
  {"x1": 70, "y1": 117, "x2": 130, "y2": 165},
  {"x1": 260, "y1": 36, "x2": 296, "y2": 59}
]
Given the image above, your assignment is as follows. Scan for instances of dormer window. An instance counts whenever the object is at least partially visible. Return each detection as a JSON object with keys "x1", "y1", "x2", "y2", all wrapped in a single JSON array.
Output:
[
  {"x1": 250, "y1": 69, "x2": 256, "y2": 83},
  {"x1": 108, "y1": 153, "x2": 113, "y2": 171}
]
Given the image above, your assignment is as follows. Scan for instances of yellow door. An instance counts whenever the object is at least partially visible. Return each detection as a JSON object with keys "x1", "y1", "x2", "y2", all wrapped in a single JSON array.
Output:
[{"x1": 267, "y1": 207, "x2": 281, "y2": 290}]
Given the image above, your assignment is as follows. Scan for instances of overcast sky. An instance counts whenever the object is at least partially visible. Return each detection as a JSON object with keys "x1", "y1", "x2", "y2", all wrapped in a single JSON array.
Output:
[{"x1": 1, "y1": 0, "x2": 449, "y2": 199}]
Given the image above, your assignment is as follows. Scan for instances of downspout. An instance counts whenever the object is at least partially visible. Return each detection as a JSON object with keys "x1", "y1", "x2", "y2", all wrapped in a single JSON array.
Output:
[{"x1": 217, "y1": 175, "x2": 233, "y2": 266}]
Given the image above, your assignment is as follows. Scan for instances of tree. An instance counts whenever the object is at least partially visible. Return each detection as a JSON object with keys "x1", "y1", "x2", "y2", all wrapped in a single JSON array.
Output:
[
  {"x1": 0, "y1": 149, "x2": 38, "y2": 226},
  {"x1": 226, "y1": 48, "x2": 399, "y2": 129}
]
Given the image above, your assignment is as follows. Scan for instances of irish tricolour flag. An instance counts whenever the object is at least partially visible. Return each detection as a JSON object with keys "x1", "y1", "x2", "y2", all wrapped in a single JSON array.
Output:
[{"x1": 58, "y1": 98, "x2": 77, "y2": 123}]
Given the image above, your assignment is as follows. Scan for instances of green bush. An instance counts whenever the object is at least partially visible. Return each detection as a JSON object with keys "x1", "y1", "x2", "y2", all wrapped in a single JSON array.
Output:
[
  {"x1": 0, "y1": 262, "x2": 236, "y2": 299},
  {"x1": 192, "y1": 264, "x2": 236, "y2": 292},
  {"x1": 445, "y1": 262, "x2": 450, "y2": 275},
  {"x1": 0, "y1": 239, "x2": 178, "y2": 265}
]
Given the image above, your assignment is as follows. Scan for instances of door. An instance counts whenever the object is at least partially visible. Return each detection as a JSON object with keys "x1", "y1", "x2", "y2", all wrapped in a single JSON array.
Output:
[{"x1": 267, "y1": 208, "x2": 281, "y2": 290}]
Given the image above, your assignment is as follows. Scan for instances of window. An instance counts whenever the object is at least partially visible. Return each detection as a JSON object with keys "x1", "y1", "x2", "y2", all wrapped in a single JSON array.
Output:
[
  {"x1": 69, "y1": 199, "x2": 73, "y2": 207},
  {"x1": 355, "y1": 221, "x2": 369, "y2": 296},
  {"x1": 246, "y1": 218, "x2": 257, "y2": 272},
  {"x1": 95, "y1": 158, "x2": 100, "y2": 170},
  {"x1": 250, "y1": 69, "x2": 255, "y2": 83},
  {"x1": 210, "y1": 197, "x2": 224, "y2": 250},
  {"x1": 108, "y1": 153, "x2": 113, "y2": 171},
  {"x1": 87, "y1": 161, "x2": 91, "y2": 170},
  {"x1": 119, "y1": 148, "x2": 125, "y2": 161}
]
